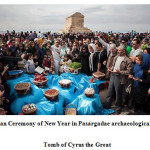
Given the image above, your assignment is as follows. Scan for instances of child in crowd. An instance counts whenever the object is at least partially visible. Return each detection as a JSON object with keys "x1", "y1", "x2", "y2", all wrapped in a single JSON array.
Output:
[
  {"x1": 60, "y1": 42, "x2": 68, "y2": 62},
  {"x1": 60, "y1": 54, "x2": 72, "y2": 73},
  {"x1": 25, "y1": 53, "x2": 38, "y2": 74},
  {"x1": 42, "y1": 49, "x2": 55, "y2": 74}
]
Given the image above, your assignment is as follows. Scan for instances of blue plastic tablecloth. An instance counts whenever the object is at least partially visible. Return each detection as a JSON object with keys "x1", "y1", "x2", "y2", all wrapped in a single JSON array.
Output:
[
  {"x1": 72, "y1": 94, "x2": 114, "y2": 115},
  {"x1": 7, "y1": 73, "x2": 114, "y2": 115}
]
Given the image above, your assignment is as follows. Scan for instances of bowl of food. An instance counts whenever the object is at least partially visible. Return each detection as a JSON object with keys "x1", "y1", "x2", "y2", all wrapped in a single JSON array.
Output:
[
  {"x1": 44, "y1": 89, "x2": 59, "y2": 101},
  {"x1": 8, "y1": 70, "x2": 23, "y2": 78},
  {"x1": 59, "y1": 79, "x2": 71, "y2": 88},
  {"x1": 22, "y1": 103, "x2": 37, "y2": 115},
  {"x1": 69, "y1": 62, "x2": 82, "y2": 74},
  {"x1": 93, "y1": 71, "x2": 105, "y2": 80},
  {"x1": 84, "y1": 88, "x2": 95, "y2": 98},
  {"x1": 65, "y1": 104, "x2": 77, "y2": 115},
  {"x1": 33, "y1": 73, "x2": 48, "y2": 87},
  {"x1": 15, "y1": 82, "x2": 31, "y2": 95}
]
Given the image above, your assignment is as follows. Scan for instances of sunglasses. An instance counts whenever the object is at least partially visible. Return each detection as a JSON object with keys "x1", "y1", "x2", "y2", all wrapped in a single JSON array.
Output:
[{"x1": 132, "y1": 44, "x2": 136, "y2": 45}]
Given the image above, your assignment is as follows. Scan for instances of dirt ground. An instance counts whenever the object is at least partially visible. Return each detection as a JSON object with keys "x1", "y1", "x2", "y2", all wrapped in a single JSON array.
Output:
[{"x1": 99, "y1": 89, "x2": 132, "y2": 115}]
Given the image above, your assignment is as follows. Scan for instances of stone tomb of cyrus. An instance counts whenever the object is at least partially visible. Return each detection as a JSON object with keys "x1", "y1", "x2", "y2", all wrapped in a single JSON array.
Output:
[{"x1": 60, "y1": 12, "x2": 92, "y2": 33}]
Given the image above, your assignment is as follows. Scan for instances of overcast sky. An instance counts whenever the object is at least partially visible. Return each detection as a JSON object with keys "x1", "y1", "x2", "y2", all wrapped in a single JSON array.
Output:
[{"x1": 0, "y1": 4, "x2": 150, "y2": 33}]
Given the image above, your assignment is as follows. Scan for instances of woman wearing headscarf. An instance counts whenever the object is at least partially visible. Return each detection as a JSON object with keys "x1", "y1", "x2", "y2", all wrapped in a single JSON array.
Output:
[
  {"x1": 88, "y1": 43, "x2": 97, "y2": 75},
  {"x1": 130, "y1": 53, "x2": 150, "y2": 113},
  {"x1": 29, "y1": 41, "x2": 37, "y2": 57},
  {"x1": 71, "y1": 43, "x2": 80, "y2": 62},
  {"x1": 79, "y1": 45, "x2": 90, "y2": 75}
]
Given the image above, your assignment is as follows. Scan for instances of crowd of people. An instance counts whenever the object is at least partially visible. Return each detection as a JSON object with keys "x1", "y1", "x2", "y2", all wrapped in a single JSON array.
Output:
[{"x1": 0, "y1": 30, "x2": 150, "y2": 115}]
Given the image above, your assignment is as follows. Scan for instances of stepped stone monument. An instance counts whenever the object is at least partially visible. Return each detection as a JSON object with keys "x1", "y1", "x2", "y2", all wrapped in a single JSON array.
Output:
[{"x1": 60, "y1": 12, "x2": 92, "y2": 33}]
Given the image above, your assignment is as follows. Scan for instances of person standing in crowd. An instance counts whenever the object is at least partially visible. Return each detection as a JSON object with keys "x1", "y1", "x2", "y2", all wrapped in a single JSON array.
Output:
[
  {"x1": 0, "y1": 44, "x2": 7, "y2": 55},
  {"x1": 60, "y1": 54, "x2": 72, "y2": 74},
  {"x1": 121, "y1": 38, "x2": 132, "y2": 55},
  {"x1": 60, "y1": 41, "x2": 67, "y2": 62},
  {"x1": 42, "y1": 48, "x2": 55, "y2": 74},
  {"x1": 68, "y1": 41, "x2": 73, "y2": 51},
  {"x1": 129, "y1": 39, "x2": 142, "y2": 63},
  {"x1": 24, "y1": 43, "x2": 30, "y2": 53},
  {"x1": 105, "y1": 43, "x2": 118, "y2": 79},
  {"x1": 91, "y1": 42, "x2": 102, "y2": 73},
  {"x1": 79, "y1": 46, "x2": 90, "y2": 75},
  {"x1": 37, "y1": 43, "x2": 45, "y2": 67},
  {"x1": 78, "y1": 40, "x2": 83, "y2": 52},
  {"x1": 9, "y1": 39, "x2": 18, "y2": 56},
  {"x1": 104, "y1": 44, "x2": 132, "y2": 114},
  {"x1": 16, "y1": 43, "x2": 25, "y2": 57},
  {"x1": 29, "y1": 41, "x2": 37, "y2": 57},
  {"x1": 144, "y1": 47, "x2": 150, "y2": 54},
  {"x1": 70, "y1": 43, "x2": 80, "y2": 62},
  {"x1": 129, "y1": 53, "x2": 150, "y2": 113},
  {"x1": 51, "y1": 39, "x2": 61, "y2": 74},
  {"x1": 86, "y1": 37, "x2": 91, "y2": 45},
  {"x1": 3, "y1": 48, "x2": 23, "y2": 70},
  {"x1": 98, "y1": 36, "x2": 116, "y2": 56},
  {"x1": 141, "y1": 39, "x2": 148, "y2": 52},
  {"x1": 96, "y1": 42, "x2": 107, "y2": 73},
  {"x1": 25, "y1": 53, "x2": 37, "y2": 74},
  {"x1": 88, "y1": 43, "x2": 97, "y2": 74}
]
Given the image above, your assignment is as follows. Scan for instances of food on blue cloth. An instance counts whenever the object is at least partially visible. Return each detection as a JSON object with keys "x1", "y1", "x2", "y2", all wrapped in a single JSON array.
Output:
[
  {"x1": 93, "y1": 71, "x2": 105, "y2": 80},
  {"x1": 69, "y1": 62, "x2": 82, "y2": 74},
  {"x1": 69, "y1": 62, "x2": 82, "y2": 69},
  {"x1": 44, "y1": 89, "x2": 59, "y2": 101},
  {"x1": 8, "y1": 70, "x2": 23, "y2": 78},
  {"x1": 15, "y1": 82, "x2": 31, "y2": 95},
  {"x1": 59, "y1": 79, "x2": 71, "y2": 88},
  {"x1": 22, "y1": 103, "x2": 37, "y2": 115},
  {"x1": 33, "y1": 74, "x2": 48, "y2": 86},
  {"x1": 84, "y1": 88, "x2": 95, "y2": 98}
]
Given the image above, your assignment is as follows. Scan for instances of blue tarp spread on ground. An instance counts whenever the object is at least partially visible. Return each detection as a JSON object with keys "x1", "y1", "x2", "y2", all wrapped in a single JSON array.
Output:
[{"x1": 7, "y1": 73, "x2": 115, "y2": 115}]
